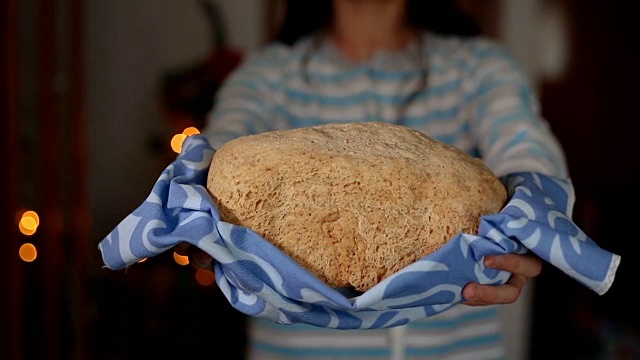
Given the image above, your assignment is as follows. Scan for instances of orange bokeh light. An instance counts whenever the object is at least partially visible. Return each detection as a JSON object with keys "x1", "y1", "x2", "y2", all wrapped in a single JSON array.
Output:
[
  {"x1": 18, "y1": 210, "x2": 40, "y2": 235},
  {"x1": 22, "y1": 210, "x2": 40, "y2": 227},
  {"x1": 171, "y1": 127, "x2": 201, "y2": 154},
  {"x1": 173, "y1": 251, "x2": 189, "y2": 266},
  {"x1": 182, "y1": 127, "x2": 200, "y2": 136},
  {"x1": 195, "y1": 268, "x2": 215, "y2": 286},
  {"x1": 20, "y1": 216, "x2": 37, "y2": 231},
  {"x1": 170, "y1": 133, "x2": 187, "y2": 153},
  {"x1": 19, "y1": 243, "x2": 37, "y2": 262},
  {"x1": 18, "y1": 221, "x2": 36, "y2": 236}
]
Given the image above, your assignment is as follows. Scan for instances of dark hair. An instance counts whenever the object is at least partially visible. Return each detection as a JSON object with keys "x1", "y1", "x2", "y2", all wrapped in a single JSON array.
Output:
[{"x1": 275, "y1": 0, "x2": 481, "y2": 45}]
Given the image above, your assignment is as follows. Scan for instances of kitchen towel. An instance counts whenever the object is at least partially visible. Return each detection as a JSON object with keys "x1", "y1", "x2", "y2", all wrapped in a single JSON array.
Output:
[{"x1": 98, "y1": 134, "x2": 620, "y2": 330}]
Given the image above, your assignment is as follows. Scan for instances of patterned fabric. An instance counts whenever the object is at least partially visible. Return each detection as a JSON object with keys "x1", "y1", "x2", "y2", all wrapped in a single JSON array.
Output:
[{"x1": 98, "y1": 135, "x2": 620, "y2": 331}]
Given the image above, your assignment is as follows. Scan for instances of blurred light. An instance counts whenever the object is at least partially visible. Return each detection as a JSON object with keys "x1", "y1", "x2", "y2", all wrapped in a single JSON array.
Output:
[
  {"x1": 173, "y1": 251, "x2": 189, "y2": 266},
  {"x1": 138, "y1": 258, "x2": 148, "y2": 263},
  {"x1": 19, "y1": 243, "x2": 37, "y2": 262},
  {"x1": 20, "y1": 216, "x2": 37, "y2": 231},
  {"x1": 195, "y1": 268, "x2": 215, "y2": 286},
  {"x1": 171, "y1": 127, "x2": 201, "y2": 154},
  {"x1": 22, "y1": 210, "x2": 40, "y2": 228},
  {"x1": 182, "y1": 127, "x2": 200, "y2": 136},
  {"x1": 19, "y1": 222, "x2": 37, "y2": 236},
  {"x1": 18, "y1": 210, "x2": 40, "y2": 235},
  {"x1": 170, "y1": 133, "x2": 187, "y2": 153}
]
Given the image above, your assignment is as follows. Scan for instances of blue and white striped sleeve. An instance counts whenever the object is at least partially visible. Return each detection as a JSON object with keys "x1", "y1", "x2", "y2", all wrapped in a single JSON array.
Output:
[
  {"x1": 467, "y1": 40, "x2": 568, "y2": 179},
  {"x1": 202, "y1": 45, "x2": 286, "y2": 150}
]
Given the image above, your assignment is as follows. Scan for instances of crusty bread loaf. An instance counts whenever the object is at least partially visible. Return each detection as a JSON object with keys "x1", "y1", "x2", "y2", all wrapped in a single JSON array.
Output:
[{"x1": 206, "y1": 122, "x2": 507, "y2": 291}]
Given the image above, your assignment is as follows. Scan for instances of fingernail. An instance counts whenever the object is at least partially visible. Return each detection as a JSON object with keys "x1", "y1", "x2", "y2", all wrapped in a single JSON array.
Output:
[
  {"x1": 465, "y1": 286, "x2": 476, "y2": 300},
  {"x1": 466, "y1": 291, "x2": 475, "y2": 300},
  {"x1": 484, "y1": 256, "x2": 496, "y2": 267},
  {"x1": 472, "y1": 286, "x2": 482, "y2": 300}
]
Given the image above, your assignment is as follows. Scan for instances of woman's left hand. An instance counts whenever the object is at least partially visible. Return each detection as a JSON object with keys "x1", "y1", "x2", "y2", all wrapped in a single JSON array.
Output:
[{"x1": 462, "y1": 253, "x2": 543, "y2": 306}]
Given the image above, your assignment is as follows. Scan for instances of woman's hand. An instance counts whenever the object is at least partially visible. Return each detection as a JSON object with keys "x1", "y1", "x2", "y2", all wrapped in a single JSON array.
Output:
[{"x1": 462, "y1": 253, "x2": 543, "y2": 306}]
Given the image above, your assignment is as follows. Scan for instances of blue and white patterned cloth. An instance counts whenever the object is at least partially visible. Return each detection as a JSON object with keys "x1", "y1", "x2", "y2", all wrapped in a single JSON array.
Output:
[{"x1": 98, "y1": 135, "x2": 621, "y2": 330}]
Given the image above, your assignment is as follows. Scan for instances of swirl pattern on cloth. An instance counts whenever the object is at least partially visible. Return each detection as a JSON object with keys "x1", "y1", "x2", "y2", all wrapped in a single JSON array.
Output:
[{"x1": 98, "y1": 135, "x2": 621, "y2": 330}]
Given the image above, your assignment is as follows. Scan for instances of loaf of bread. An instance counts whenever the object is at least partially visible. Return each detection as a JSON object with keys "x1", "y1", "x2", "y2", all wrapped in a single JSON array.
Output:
[{"x1": 206, "y1": 122, "x2": 507, "y2": 291}]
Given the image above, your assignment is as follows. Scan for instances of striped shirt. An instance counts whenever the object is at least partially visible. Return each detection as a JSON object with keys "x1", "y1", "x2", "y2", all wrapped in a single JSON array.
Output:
[
  {"x1": 204, "y1": 32, "x2": 568, "y2": 359},
  {"x1": 248, "y1": 306, "x2": 505, "y2": 360}
]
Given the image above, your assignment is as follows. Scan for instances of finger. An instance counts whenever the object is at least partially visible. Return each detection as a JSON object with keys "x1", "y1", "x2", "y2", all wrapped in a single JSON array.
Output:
[
  {"x1": 484, "y1": 253, "x2": 542, "y2": 278},
  {"x1": 462, "y1": 274, "x2": 528, "y2": 306}
]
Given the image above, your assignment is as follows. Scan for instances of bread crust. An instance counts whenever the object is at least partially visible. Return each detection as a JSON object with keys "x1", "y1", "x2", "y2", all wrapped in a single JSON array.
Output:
[{"x1": 206, "y1": 122, "x2": 507, "y2": 291}]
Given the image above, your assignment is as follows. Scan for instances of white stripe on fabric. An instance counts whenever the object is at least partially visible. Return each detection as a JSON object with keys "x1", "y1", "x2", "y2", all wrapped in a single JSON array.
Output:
[
  {"x1": 405, "y1": 321, "x2": 501, "y2": 347},
  {"x1": 493, "y1": 158, "x2": 558, "y2": 178},
  {"x1": 248, "y1": 351, "x2": 391, "y2": 360},
  {"x1": 284, "y1": 68, "x2": 461, "y2": 97},
  {"x1": 116, "y1": 214, "x2": 140, "y2": 263},
  {"x1": 275, "y1": 98, "x2": 465, "y2": 125},
  {"x1": 488, "y1": 96, "x2": 523, "y2": 114},
  {"x1": 248, "y1": 307, "x2": 503, "y2": 356},
  {"x1": 251, "y1": 329, "x2": 390, "y2": 349},
  {"x1": 247, "y1": 322, "x2": 503, "y2": 359},
  {"x1": 410, "y1": 347, "x2": 505, "y2": 360},
  {"x1": 406, "y1": 306, "x2": 498, "y2": 324},
  {"x1": 141, "y1": 219, "x2": 170, "y2": 253}
]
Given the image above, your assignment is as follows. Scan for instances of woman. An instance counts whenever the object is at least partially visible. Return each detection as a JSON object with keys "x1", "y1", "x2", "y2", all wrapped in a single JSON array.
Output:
[{"x1": 199, "y1": 0, "x2": 567, "y2": 358}]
